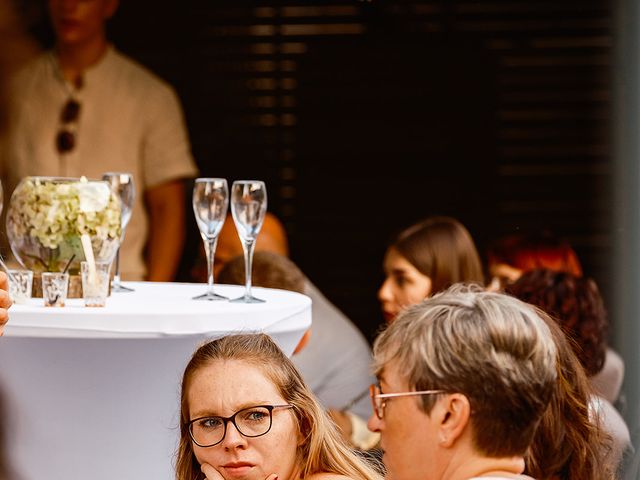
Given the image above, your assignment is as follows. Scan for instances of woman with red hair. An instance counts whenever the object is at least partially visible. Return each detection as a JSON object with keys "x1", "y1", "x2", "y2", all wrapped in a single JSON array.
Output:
[
  {"x1": 486, "y1": 230, "x2": 582, "y2": 290},
  {"x1": 486, "y1": 230, "x2": 624, "y2": 406}
]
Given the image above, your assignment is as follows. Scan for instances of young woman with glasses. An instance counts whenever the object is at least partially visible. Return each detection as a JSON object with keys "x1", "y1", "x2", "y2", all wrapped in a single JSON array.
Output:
[{"x1": 175, "y1": 333, "x2": 383, "y2": 480}]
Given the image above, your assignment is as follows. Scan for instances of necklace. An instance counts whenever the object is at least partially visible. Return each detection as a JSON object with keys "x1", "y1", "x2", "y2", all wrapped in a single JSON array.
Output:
[{"x1": 49, "y1": 51, "x2": 84, "y2": 96}]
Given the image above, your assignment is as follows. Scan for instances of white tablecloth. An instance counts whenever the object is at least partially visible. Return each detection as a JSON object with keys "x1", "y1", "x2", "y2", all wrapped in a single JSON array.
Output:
[{"x1": 0, "y1": 282, "x2": 311, "y2": 480}]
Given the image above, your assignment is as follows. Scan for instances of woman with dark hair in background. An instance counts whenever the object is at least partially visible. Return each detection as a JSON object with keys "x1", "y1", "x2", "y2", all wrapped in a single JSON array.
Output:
[
  {"x1": 330, "y1": 215, "x2": 485, "y2": 450},
  {"x1": 486, "y1": 230, "x2": 624, "y2": 406},
  {"x1": 523, "y1": 305, "x2": 614, "y2": 480},
  {"x1": 506, "y1": 269, "x2": 632, "y2": 475},
  {"x1": 378, "y1": 215, "x2": 484, "y2": 323}
]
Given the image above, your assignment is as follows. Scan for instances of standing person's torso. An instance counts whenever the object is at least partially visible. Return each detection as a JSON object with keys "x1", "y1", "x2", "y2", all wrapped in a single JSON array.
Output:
[{"x1": 2, "y1": 47, "x2": 197, "y2": 279}]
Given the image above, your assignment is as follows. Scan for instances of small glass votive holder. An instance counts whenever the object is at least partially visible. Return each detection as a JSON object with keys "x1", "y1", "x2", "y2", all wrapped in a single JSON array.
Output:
[
  {"x1": 81, "y1": 261, "x2": 111, "y2": 307},
  {"x1": 41, "y1": 272, "x2": 69, "y2": 307},
  {"x1": 8, "y1": 269, "x2": 33, "y2": 304}
]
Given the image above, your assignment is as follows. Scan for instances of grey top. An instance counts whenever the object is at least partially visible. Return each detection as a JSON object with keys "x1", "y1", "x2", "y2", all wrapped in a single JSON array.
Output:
[
  {"x1": 591, "y1": 347, "x2": 625, "y2": 404},
  {"x1": 590, "y1": 394, "x2": 633, "y2": 474},
  {"x1": 292, "y1": 278, "x2": 375, "y2": 419}
]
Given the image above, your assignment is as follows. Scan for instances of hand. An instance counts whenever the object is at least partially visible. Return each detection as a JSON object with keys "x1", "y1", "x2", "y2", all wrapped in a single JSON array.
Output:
[
  {"x1": 201, "y1": 463, "x2": 278, "y2": 480},
  {"x1": 0, "y1": 272, "x2": 12, "y2": 336}
]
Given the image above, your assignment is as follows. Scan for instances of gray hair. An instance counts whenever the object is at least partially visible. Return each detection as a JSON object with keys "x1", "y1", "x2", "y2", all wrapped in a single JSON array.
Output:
[{"x1": 372, "y1": 283, "x2": 557, "y2": 457}]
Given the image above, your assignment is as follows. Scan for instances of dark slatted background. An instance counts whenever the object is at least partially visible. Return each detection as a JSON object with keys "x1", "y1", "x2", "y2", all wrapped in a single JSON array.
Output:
[{"x1": 23, "y1": 0, "x2": 613, "y2": 342}]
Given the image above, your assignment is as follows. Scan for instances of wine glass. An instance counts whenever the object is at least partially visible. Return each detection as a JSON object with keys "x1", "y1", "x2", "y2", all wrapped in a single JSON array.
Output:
[
  {"x1": 230, "y1": 180, "x2": 267, "y2": 303},
  {"x1": 192, "y1": 178, "x2": 229, "y2": 301},
  {"x1": 102, "y1": 172, "x2": 136, "y2": 293}
]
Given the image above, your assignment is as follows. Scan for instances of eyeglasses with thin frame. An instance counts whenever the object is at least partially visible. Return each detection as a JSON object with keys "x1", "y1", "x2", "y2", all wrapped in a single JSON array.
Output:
[
  {"x1": 188, "y1": 404, "x2": 293, "y2": 447},
  {"x1": 369, "y1": 384, "x2": 445, "y2": 419}
]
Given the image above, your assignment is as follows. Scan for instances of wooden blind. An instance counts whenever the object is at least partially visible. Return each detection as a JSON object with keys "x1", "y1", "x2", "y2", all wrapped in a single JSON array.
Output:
[{"x1": 26, "y1": 0, "x2": 613, "y2": 341}]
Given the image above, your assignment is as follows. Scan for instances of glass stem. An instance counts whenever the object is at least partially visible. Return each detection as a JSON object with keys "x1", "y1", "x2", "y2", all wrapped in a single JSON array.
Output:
[
  {"x1": 243, "y1": 239, "x2": 255, "y2": 298},
  {"x1": 114, "y1": 229, "x2": 127, "y2": 287},
  {"x1": 113, "y1": 248, "x2": 121, "y2": 287},
  {"x1": 205, "y1": 237, "x2": 217, "y2": 294}
]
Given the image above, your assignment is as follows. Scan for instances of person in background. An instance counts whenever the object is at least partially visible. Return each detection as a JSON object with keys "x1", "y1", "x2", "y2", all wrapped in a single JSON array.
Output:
[
  {"x1": 217, "y1": 251, "x2": 309, "y2": 353},
  {"x1": 212, "y1": 212, "x2": 289, "y2": 279},
  {"x1": 217, "y1": 251, "x2": 378, "y2": 451},
  {"x1": 524, "y1": 308, "x2": 614, "y2": 480},
  {"x1": 486, "y1": 231, "x2": 624, "y2": 405},
  {"x1": 175, "y1": 333, "x2": 383, "y2": 480},
  {"x1": 368, "y1": 284, "x2": 558, "y2": 480},
  {"x1": 505, "y1": 269, "x2": 632, "y2": 474},
  {"x1": 0, "y1": 0, "x2": 32, "y2": 338},
  {"x1": 327, "y1": 216, "x2": 485, "y2": 450},
  {"x1": 0, "y1": 3, "x2": 34, "y2": 477},
  {"x1": 0, "y1": 0, "x2": 37, "y2": 133},
  {"x1": 486, "y1": 231, "x2": 582, "y2": 290},
  {"x1": 378, "y1": 215, "x2": 485, "y2": 324},
  {"x1": 1, "y1": 0, "x2": 199, "y2": 281}
]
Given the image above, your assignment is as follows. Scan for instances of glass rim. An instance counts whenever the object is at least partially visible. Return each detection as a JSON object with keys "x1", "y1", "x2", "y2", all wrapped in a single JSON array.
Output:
[
  {"x1": 102, "y1": 171, "x2": 134, "y2": 177},
  {"x1": 231, "y1": 179, "x2": 265, "y2": 184},
  {"x1": 195, "y1": 177, "x2": 228, "y2": 183}
]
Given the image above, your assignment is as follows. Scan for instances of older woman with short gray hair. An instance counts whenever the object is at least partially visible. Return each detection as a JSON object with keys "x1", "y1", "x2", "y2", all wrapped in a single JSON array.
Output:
[{"x1": 368, "y1": 284, "x2": 557, "y2": 480}]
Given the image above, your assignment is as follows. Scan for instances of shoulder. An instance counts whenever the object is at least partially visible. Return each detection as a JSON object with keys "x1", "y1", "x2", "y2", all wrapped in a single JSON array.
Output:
[
  {"x1": 106, "y1": 48, "x2": 178, "y2": 99},
  {"x1": 9, "y1": 51, "x2": 50, "y2": 91},
  {"x1": 589, "y1": 395, "x2": 631, "y2": 449},
  {"x1": 590, "y1": 347, "x2": 625, "y2": 403}
]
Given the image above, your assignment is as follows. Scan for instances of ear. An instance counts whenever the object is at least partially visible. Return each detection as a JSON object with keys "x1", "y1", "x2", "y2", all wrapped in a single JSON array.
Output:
[{"x1": 436, "y1": 393, "x2": 471, "y2": 448}]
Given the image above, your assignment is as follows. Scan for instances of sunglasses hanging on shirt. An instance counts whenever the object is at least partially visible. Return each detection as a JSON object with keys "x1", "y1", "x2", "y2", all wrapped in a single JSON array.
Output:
[{"x1": 55, "y1": 75, "x2": 83, "y2": 155}]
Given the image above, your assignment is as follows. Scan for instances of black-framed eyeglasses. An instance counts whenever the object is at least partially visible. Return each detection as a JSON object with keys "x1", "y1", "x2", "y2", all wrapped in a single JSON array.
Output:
[
  {"x1": 369, "y1": 384, "x2": 445, "y2": 419},
  {"x1": 187, "y1": 404, "x2": 293, "y2": 447},
  {"x1": 56, "y1": 98, "x2": 81, "y2": 154}
]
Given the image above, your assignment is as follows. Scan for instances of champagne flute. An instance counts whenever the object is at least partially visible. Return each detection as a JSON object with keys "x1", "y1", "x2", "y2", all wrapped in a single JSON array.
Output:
[
  {"x1": 230, "y1": 180, "x2": 267, "y2": 303},
  {"x1": 102, "y1": 172, "x2": 135, "y2": 293},
  {"x1": 192, "y1": 178, "x2": 229, "y2": 300}
]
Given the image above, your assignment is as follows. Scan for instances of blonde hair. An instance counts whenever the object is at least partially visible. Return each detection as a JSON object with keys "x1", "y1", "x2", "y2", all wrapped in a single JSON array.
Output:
[
  {"x1": 373, "y1": 284, "x2": 557, "y2": 457},
  {"x1": 175, "y1": 333, "x2": 383, "y2": 480}
]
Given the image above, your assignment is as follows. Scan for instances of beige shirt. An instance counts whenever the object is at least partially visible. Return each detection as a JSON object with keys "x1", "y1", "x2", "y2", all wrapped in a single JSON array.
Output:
[{"x1": 1, "y1": 46, "x2": 199, "y2": 279}]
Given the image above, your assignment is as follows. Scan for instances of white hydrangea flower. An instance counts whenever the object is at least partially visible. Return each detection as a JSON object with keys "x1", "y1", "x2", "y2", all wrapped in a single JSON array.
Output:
[
  {"x1": 6, "y1": 177, "x2": 122, "y2": 272},
  {"x1": 76, "y1": 181, "x2": 111, "y2": 213}
]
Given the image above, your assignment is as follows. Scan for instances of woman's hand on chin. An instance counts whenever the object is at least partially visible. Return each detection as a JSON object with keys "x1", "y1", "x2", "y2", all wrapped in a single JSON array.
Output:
[{"x1": 201, "y1": 463, "x2": 278, "y2": 480}]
